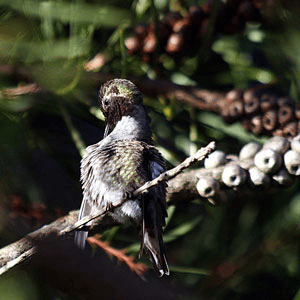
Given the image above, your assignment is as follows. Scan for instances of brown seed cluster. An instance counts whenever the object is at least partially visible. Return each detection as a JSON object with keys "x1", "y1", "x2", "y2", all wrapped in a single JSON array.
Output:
[
  {"x1": 125, "y1": 0, "x2": 262, "y2": 61},
  {"x1": 215, "y1": 87, "x2": 300, "y2": 138}
]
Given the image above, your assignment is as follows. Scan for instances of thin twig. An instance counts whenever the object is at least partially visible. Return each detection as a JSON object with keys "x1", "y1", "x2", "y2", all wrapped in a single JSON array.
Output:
[
  {"x1": 87, "y1": 235, "x2": 147, "y2": 277},
  {"x1": 0, "y1": 83, "x2": 44, "y2": 99},
  {"x1": 59, "y1": 141, "x2": 215, "y2": 235},
  {"x1": 133, "y1": 141, "x2": 215, "y2": 196}
]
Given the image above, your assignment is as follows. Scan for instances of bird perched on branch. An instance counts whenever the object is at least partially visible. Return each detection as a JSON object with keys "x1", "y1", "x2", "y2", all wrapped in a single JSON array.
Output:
[{"x1": 75, "y1": 79, "x2": 169, "y2": 277}]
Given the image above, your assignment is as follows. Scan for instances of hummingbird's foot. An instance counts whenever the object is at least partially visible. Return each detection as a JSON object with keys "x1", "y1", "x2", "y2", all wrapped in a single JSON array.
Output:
[{"x1": 76, "y1": 225, "x2": 90, "y2": 231}]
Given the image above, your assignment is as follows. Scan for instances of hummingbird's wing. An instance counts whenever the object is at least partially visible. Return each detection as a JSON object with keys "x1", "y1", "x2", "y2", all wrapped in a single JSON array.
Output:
[
  {"x1": 75, "y1": 140, "x2": 138, "y2": 248},
  {"x1": 139, "y1": 146, "x2": 169, "y2": 277},
  {"x1": 75, "y1": 142, "x2": 116, "y2": 249},
  {"x1": 75, "y1": 143, "x2": 99, "y2": 249}
]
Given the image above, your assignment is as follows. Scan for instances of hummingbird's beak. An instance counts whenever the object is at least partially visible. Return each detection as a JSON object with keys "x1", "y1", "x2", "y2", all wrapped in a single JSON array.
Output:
[{"x1": 103, "y1": 123, "x2": 110, "y2": 138}]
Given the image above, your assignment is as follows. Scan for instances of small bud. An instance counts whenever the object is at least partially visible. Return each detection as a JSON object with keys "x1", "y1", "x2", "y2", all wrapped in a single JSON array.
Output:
[
  {"x1": 263, "y1": 136, "x2": 290, "y2": 154},
  {"x1": 273, "y1": 168, "x2": 294, "y2": 186},
  {"x1": 196, "y1": 176, "x2": 220, "y2": 198},
  {"x1": 211, "y1": 168, "x2": 223, "y2": 181},
  {"x1": 207, "y1": 190, "x2": 228, "y2": 205},
  {"x1": 249, "y1": 166, "x2": 270, "y2": 186},
  {"x1": 284, "y1": 150, "x2": 300, "y2": 175},
  {"x1": 221, "y1": 164, "x2": 246, "y2": 187},
  {"x1": 226, "y1": 154, "x2": 239, "y2": 162},
  {"x1": 239, "y1": 142, "x2": 262, "y2": 160},
  {"x1": 240, "y1": 158, "x2": 254, "y2": 170},
  {"x1": 254, "y1": 148, "x2": 282, "y2": 174},
  {"x1": 204, "y1": 150, "x2": 226, "y2": 169},
  {"x1": 291, "y1": 134, "x2": 300, "y2": 153}
]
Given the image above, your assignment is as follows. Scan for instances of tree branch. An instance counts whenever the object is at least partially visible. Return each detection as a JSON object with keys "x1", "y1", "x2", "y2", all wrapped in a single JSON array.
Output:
[
  {"x1": 0, "y1": 141, "x2": 215, "y2": 276},
  {"x1": 59, "y1": 141, "x2": 215, "y2": 235},
  {"x1": 0, "y1": 65, "x2": 223, "y2": 112}
]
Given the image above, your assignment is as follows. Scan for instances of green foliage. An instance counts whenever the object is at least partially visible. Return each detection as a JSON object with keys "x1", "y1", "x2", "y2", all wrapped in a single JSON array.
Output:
[
  {"x1": 0, "y1": 270, "x2": 39, "y2": 300},
  {"x1": 1, "y1": 0, "x2": 300, "y2": 299}
]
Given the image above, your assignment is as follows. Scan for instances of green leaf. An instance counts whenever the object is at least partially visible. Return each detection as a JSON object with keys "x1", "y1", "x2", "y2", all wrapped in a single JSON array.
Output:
[
  {"x1": 169, "y1": 265, "x2": 210, "y2": 276},
  {"x1": 5, "y1": 1, "x2": 131, "y2": 28},
  {"x1": 293, "y1": 288, "x2": 300, "y2": 300},
  {"x1": 163, "y1": 216, "x2": 202, "y2": 243},
  {"x1": 198, "y1": 112, "x2": 267, "y2": 144}
]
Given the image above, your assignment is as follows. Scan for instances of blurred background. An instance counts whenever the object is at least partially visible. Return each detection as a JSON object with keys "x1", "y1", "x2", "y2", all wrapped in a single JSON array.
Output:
[{"x1": 0, "y1": 0, "x2": 300, "y2": 299}]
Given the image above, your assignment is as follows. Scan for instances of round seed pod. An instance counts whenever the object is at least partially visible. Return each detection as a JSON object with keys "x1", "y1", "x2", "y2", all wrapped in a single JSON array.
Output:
[
  {"x1": 226, "y1": 89, "x2": 243, "y2": 103},
  {"x1": 228, "y1": 100, "x2": 244, "y2": 119},
  {"x1": 263, "y1": 136, "x2": 290, "y2": 154},
  {"x1": 272, "y1": 168, "x2": 294, "y2": 186},
  {"x1": 134, "y1": 23, "x2": 149, "y2": 39},
  {"x1": 196, "y1": 176, "x2": 220, "y2": 198},
  {"x1": 277, "y1": 97, "x2": 293, "y2": 107},
  {"x1": 283, "y1": 122, "x2": 298, "y2": 138},
  {"x1": 242, "y1": 119, "x2": 251, "y2": 131},
  {"x1": 164, "y1": 11, "x2": 183, "y2": 27},
  {"x1": 249, "y1": 166, "x2": 270, "y2": 187},
  {"x1": 284, "y1": 150, "x2": 300, "y2": 175},
  {"x1": 221, "y1": 164, "x2": 247, "y2": 187},
  {"x1": 125, "y1": 36, "x2": 141, "y2": 54},
  {"x1": 239, "y1": 142, "x2": 262, "y2": 160},
  {"x1": 221, "y1": 106, "x2": 233, "y2": 122},
  {"x1": 254, "y1": 148, "x2": 282, "y2": 174},
  {"x1": 295, "y1": 107, "x2": 300, "y2": 120},
  {"x1": 143, "y1": 33, "x2": 157, "y2": 53},
  {"x1": 260, "y1": 94, "x2": 275, "y2": 112},
  {"x1": 204, "y1": 150, "x2": 226, "y2": 169},
  {"x1": 166, "y1": 33, "x2": 184, "y2": 54},
  {"x1": 273, "y1": 128, "x2": 283, "y2": 136},
  {"x1": 262, "y1": 110, "x2": 277, "y2": 131},
  {"x1": 278, "y1": 105, "x2": 294, "y2": 126},
  {"x1": 291, "y1": 134, "x2": 300, "y2": 153},
  {"x1": 243, "y1": 90, "x2": 260, "y2": 115},
  {"x1": 250, "y1": 115, "x2": 264, "y2": 135}
]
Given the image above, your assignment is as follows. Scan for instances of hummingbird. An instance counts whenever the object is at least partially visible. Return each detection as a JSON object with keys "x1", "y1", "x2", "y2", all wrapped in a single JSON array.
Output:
[{"x1": 75, "y1": 78, "x2": 169, "y2": 277}]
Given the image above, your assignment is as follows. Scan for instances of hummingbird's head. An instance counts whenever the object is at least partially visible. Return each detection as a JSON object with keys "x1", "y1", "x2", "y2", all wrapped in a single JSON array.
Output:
[{"x1": 99, "y1": 79, "x2": 144, "y2": 137}]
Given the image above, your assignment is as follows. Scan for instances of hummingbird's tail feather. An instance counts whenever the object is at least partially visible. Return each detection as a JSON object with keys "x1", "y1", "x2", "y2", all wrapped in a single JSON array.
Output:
[
  {"x1": 74, "y1": 197, "x2": 91, "y2": 249},
  {"x1": 142, "y1": 229, "x2": 169, "y2": 277},
  {"x1": 139, "y1": 178, "x2": 169, "y2": 277},
  {"x1": 74, "y1": 230, "x2": 88, "y2": 249}
]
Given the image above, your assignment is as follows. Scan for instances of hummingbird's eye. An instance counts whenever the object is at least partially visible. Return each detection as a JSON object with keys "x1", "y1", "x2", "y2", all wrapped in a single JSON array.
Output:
[{"x1": 103, "y1": 99, "x2": 109, "y2": 107}]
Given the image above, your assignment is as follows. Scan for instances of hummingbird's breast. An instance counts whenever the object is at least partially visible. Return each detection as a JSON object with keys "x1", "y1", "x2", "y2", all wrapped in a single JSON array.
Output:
[{"x1": 81, "y1": 139, "x2": 161, "y2": 223}]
